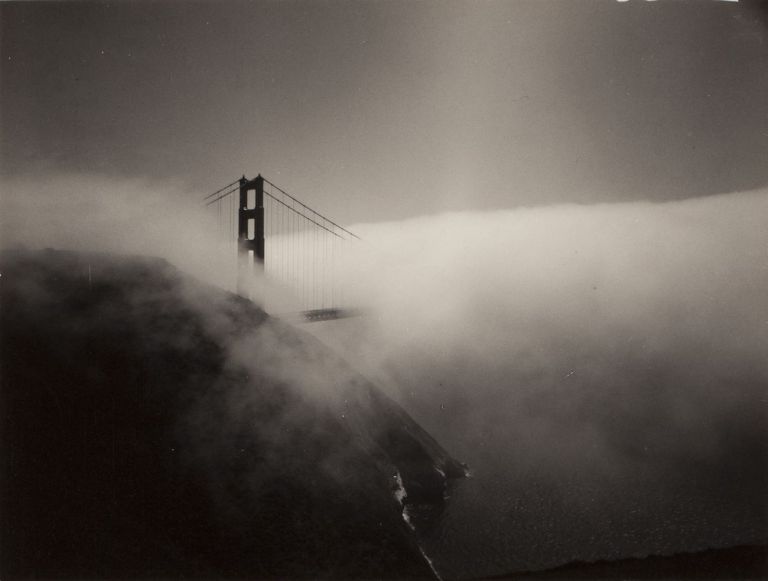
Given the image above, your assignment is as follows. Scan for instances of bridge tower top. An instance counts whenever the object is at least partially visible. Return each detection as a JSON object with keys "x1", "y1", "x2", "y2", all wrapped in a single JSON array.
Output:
[
  {"x1": 204, "y1": 173, "x2": 360, "y2": 321},
  {"x1": 237, "y1": 175, "x2": 265, "y2": 296}
]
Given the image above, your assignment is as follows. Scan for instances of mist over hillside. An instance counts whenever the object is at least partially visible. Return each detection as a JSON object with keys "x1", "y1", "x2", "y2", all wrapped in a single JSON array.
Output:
[
  {"x1": 312, "y1": 188, "x2": 768, "y2": 576},
  {"x1": 0, "y1": 248, "x2": 464, "y2": 579},
  {"x1": 2, "y1": 173, "x2": 766, "y2": 578},
  {"x1": 338, "y1": 189, "x2": 768, "y2": 463},
  {"x1": 3, "y1": 0, "x2": 766, "y2": 577}
]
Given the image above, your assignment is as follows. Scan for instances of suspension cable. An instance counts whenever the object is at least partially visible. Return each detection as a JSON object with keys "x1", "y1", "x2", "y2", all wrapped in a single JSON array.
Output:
[
  {"x1": 203, "y1": 179, "x2": 240, "y2": 200},
  {"x1": 204, "y1": 185, "x2": 239, "y2": 207},
  {"x1": 263, "y1": 191, "x2": 345, "y2": 239},
  {"x1": 263, "y1": 178, "x2": 360, "y2": 239}
]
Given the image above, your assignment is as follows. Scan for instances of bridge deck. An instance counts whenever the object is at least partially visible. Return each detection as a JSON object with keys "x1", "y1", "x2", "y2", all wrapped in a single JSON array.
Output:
[{"x1": 282, "y1": 308, "x2": 362, "y2": 323}]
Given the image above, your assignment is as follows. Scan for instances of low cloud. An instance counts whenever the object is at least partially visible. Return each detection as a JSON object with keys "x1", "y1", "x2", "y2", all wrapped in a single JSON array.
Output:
[
  {"x1": 4, "y1": 172, "x2": 766, "y2": 535},
  {"x1": 294, "y1": 189, "x2": 766, "y2": 572},
  {"x1": 5, "y1": 172, "x2": 765, "y2": 474},
  {"x1": 310, "y1": 190, "x2": 768, "y2": 514},
  {"x1": 0, "y1": 172, "x2": 230, "y2": 288}
]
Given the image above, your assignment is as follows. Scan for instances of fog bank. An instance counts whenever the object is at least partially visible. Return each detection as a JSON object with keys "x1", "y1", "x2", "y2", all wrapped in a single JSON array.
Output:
[
  {"x1": 305, "y1": 189, "x2": 768, "y2": 575},
  {"x1": 1, "y1": 173, "x2": 227, "y2": 287},
  {"x1": 330, "y1": 190, "x2": 768, "y2": 465},
  {"x1": 3, "y1": 172, "x2": 766, "y2": 572}
]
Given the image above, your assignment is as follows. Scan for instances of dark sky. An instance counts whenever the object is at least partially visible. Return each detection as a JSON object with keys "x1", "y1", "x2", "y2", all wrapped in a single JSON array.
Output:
[{"x1": 2, "y1": 0, "x2": 767, "y2": 223}]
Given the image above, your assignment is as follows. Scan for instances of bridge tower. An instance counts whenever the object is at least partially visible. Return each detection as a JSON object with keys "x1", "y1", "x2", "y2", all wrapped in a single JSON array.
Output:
[
  {"x1": 237, "y1": 175, "x2": 265, "y2": 297},
  {"x1": 205, "y1": 172, "x2": 360, "y2": 319}
]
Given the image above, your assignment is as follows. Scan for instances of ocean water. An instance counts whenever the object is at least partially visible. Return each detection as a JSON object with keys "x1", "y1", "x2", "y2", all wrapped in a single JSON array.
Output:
[
  {"x1": 307, "y1": 314, "x2": 768, "y2": 580},
  {"x1": 409, "y1": 416, "x2": 768, "y2": 580}
]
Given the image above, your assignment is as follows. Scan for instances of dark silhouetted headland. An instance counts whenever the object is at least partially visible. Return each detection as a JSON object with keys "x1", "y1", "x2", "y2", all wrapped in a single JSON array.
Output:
[{"x1": 0, "y1": 248, "x2": 465, "y2": 580}]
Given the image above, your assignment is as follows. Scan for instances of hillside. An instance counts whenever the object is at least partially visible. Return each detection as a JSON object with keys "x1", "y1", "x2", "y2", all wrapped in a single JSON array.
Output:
[{"x1": 0, "y1": 248, "x2": 465, "y2": 580}]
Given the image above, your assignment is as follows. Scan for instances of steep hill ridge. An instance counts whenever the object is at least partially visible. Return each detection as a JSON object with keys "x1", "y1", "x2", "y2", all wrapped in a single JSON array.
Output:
[{"x1": 0, "y1": 248, "x2": 465, "y2": 579}]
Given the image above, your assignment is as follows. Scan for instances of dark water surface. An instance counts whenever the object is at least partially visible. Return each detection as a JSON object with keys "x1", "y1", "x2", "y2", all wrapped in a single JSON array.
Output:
[
  {"x1": 415, "y1": 454, "x2": 766, "y2": 579},
  {"x1": 403, "y1": 407, "x2": 768, "y2": 580},
  {"x1": 308, "y1": 320, "x2": 768, "y2": 580},
  {"x1": 389, "y1": 388, "x2": 766, "y2": 580}
]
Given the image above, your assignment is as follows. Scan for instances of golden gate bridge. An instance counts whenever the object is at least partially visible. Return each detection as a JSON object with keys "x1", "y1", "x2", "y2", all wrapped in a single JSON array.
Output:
[{"x1": 204, "y1": 175, "x2": 361, "y2": 322}]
